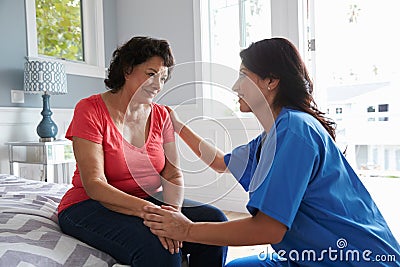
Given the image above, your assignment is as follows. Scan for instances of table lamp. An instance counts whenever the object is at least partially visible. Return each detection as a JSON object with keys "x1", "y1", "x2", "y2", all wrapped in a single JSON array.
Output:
[{"x1": 24, "y1": 60, "x2": 68, "y2": 142}]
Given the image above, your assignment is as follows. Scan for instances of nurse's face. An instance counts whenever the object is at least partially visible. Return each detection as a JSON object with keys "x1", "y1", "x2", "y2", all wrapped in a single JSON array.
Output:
[{"x1": 232, "y1": 64, "x2": 267, "y2": 113}]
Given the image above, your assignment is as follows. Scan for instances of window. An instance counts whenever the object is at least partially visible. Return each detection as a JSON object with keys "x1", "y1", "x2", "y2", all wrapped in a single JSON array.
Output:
[
  {"x1": 378, "y1": 117, "x2": 389, "y2": 122},
  {"x1": 378, "y1": 104, "x2": 389, "y2": 112},
  {"x1": 195, "y1": 0, "x2": 400, "y2": 175},
  {"x1": 307, "y1": 0, "x2": 400, "y2": 176},
  {"x1": 25, "y1": 0, "x2": 105, "y2": 78},
  {"x1": 197, "y1": 0, "x2": 272, "y2": 117},
  {"x1": 36, "y1": 0, "x2": 83, "y2": 61}
]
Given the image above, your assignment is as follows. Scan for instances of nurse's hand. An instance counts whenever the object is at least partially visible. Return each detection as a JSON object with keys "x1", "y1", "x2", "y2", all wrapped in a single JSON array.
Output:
[
  {"x1": 164, "y1": 106, "x2": 184, "y2": 134},
  {"x1": 143, "y1": 205, "x2": 193, "y2": 242}
]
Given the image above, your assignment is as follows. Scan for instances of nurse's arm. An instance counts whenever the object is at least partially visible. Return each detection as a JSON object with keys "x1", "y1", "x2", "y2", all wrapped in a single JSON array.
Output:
[
  {"x1": 188, "y1": 210, "x2": 286, "y2": 246},
  {"x1": 177, "y1": 123, "x2": 228, "y2": 173},
  {"x1": 144, "y1": 205, "x2": 287, "y2": 246},
  {"x1": 165, "y1": 106, "x2": 228, "y2": 173}
]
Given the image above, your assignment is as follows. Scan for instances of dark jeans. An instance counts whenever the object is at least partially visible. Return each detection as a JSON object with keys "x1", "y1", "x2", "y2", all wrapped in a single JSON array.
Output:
[{"x1": 58, "y1": 193, "x2": 228, "y2": 267}]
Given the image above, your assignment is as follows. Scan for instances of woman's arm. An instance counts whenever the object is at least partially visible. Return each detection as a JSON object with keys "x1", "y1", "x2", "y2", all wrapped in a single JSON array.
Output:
[
  {"x1": 72, "y1": 137, "x2": 154, "y2": 218},
  {"x1": 74, "y1": 137, "x2": 182, "y2": 254},
  {"x1": 160, "y1": 142, "x2": 184, "y2": 209},
  {"x1": 143, "y1": 205, "x2": 287, "y2": 246},
  {"x1": 166, "y1": 106, "x2": 228, "y2": 173}
]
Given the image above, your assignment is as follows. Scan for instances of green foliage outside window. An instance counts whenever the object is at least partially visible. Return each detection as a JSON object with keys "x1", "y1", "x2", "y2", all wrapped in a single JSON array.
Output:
[{"x1": 36, "y1": 0, "x2": 83, "y2": 61}]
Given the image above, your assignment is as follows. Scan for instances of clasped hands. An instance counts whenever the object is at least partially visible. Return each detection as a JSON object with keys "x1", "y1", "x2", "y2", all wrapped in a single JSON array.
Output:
[{"x1": 143, "y1": 205, "x2": 193, "y2": 254}]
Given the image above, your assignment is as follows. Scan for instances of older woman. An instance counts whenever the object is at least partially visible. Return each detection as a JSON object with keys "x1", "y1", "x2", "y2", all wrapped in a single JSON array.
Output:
[{"x1": 58, "y1": 36, "x2": 227, "y2": 267}]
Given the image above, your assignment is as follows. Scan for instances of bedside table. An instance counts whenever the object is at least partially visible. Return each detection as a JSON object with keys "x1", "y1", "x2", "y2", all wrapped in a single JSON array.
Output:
[{"x1": 6, "y1": 140, "x2": 75, "y2": 183}]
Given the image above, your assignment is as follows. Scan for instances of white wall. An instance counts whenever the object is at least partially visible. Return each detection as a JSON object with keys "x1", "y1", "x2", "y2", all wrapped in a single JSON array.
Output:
[
  {"x1": 0, "y1": 107, "x2": 74, "y2": 175},
  {"x1": 174, "y1": 106, "x2": 263, "y2": 212},
  {"x1": 115, "y1": 0, "x2": 197, "y2": 106}
]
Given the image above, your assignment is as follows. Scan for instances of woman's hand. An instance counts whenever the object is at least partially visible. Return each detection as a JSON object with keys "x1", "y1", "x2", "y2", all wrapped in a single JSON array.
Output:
[
  {"x1": 164, "y1": 106, "x2": 184, "y2": 134},
  {"x1": 158, "y1": 236, "x2": 182, "y2": 254},
  {"x1": 143, "y1": 205, "x2": 193, "y2": 242}
]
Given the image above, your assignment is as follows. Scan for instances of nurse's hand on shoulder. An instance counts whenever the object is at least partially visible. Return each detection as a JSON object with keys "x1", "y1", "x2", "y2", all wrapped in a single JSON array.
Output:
[
  {"x1": 164, "y1": 106, "x2": 184, "y2": 134},
  {"x1": 143, "y1": 205, "x2": 193, "y2": 242}
]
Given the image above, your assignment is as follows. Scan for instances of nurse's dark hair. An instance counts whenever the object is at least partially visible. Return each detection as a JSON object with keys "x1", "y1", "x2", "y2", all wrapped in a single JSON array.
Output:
[
  {"x1": 240, "y1": 37, "x2": 336, "y2": 140},
  {"x1": 104, "y1": 36, "x2": 175, "y2": 93}
]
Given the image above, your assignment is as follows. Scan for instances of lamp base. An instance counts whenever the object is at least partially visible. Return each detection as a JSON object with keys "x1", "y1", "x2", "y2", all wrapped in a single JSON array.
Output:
[
  {"x1": 39, "y1": 137, "x2": 56, "y2": 142},
  {"x1": 37, "y1": 93, "x2": 58, "y2": 141}
]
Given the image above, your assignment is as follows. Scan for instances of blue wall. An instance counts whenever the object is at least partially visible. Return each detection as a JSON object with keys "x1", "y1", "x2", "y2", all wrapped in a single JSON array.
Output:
[{"x1": 0, "y1": 0, "x2": 118, "y2": 109}]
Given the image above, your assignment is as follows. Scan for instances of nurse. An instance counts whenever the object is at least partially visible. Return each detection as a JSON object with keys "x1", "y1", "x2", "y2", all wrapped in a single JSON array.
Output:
[{"x1": 143, "y1": 37, "x2": 400, "y2": 266}]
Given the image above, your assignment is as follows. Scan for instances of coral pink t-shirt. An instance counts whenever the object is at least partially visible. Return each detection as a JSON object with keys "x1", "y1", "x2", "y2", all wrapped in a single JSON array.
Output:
[{"x1": 58, "y1": 94, "x2": 175, "y2": 213}]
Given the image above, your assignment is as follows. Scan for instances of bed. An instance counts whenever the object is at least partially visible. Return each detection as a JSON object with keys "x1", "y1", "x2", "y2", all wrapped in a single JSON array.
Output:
[{"x1": 0, "y1": 174, "x2": 124, "y2": 266}]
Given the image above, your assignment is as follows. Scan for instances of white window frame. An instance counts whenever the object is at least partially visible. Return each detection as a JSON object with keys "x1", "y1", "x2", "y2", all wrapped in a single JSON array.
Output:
[
  {"x1": 193, "y1": 0, "x2": 305, "y2": 117},
  {"x1": 25, "y1": 0, "x2": 106, "y2": 78}
]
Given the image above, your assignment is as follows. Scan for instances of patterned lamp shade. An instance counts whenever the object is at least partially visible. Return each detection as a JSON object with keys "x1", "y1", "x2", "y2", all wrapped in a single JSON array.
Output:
[
  {"x1": 24, "y1": 60, "x2": 67, "y2": 95},
  {"x1": 23, "y1": 60, "x2": 67, "y2": 141}
]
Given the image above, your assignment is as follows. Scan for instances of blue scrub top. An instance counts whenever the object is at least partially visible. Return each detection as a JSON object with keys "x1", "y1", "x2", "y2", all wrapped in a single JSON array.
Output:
[{"x1": 224, "y1": 107, "x2": 400, "y2": 266}]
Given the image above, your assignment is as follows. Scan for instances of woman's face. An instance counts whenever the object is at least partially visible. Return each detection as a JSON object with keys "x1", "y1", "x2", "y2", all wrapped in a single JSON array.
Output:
[
  {"x1": 232, "y1": 64, "x2": 268, "y2": 113},
  {"x1": 124, "y1": 56, "x2": 169, "y2": 103}
]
